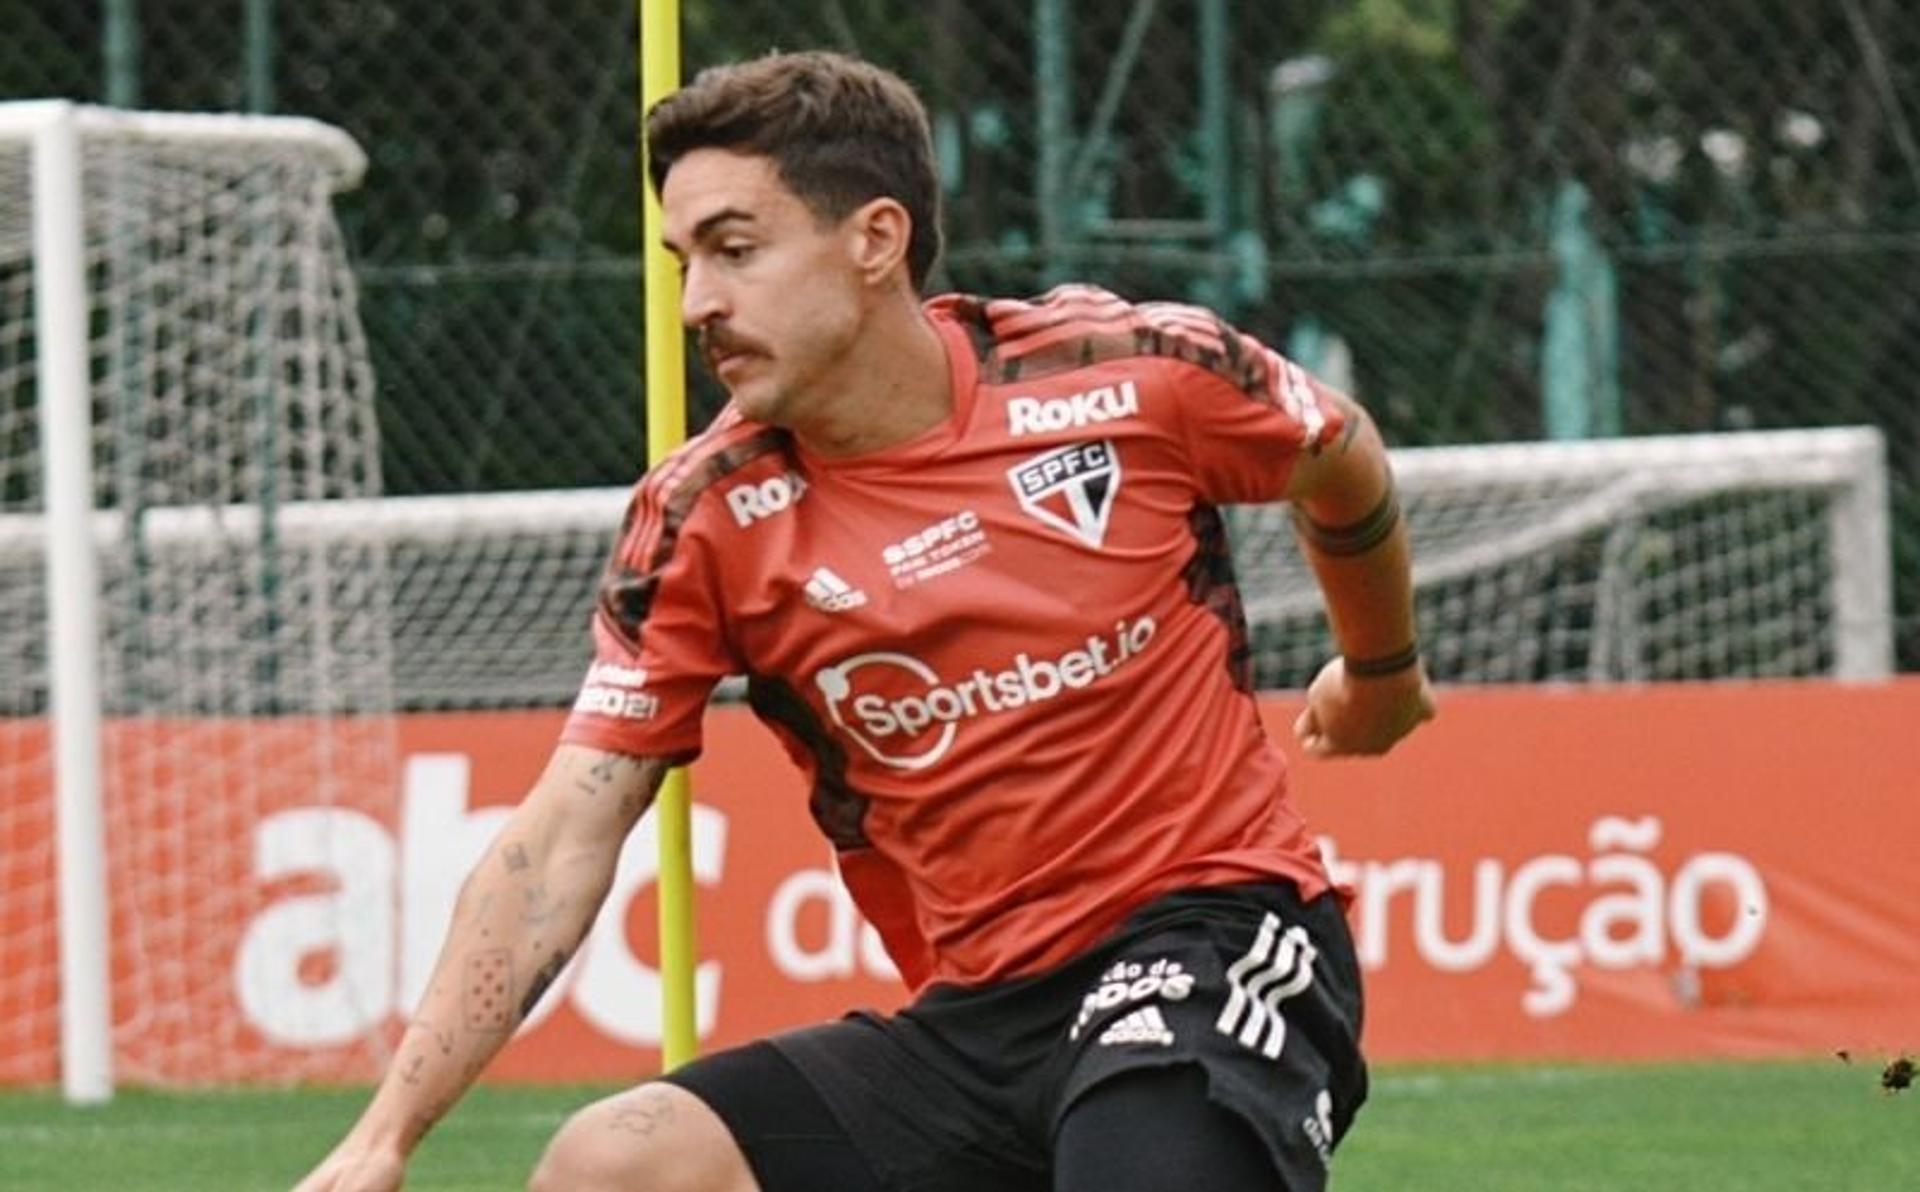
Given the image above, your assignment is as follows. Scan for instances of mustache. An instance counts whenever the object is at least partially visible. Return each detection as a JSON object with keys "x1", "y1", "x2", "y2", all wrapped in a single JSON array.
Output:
[{"x1": 697, "y1": 323, "x2": 765, "y2": 367}]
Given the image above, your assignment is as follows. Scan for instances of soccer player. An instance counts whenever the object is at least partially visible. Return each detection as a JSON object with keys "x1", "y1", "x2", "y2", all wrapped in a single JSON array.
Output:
[{"x1": 296, "y1": 49, "x2": 1434, "y2": 1192}]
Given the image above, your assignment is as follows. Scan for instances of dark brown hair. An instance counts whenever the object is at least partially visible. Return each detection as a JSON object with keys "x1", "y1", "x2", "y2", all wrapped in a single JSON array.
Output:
[{"x1": 646, "y1": 51, "x2": 943, "y2": 290}]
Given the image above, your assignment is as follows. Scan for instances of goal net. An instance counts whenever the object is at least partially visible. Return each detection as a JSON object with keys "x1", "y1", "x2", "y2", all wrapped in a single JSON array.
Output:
[
  {"x1": 0, "y1": 104, "x2": 393, "y2": 1091},
  {"x1": 160, "y1": 427, "x2": 1890, "y2": 720},
  {"x1": 1233, "y1": 427, "x2": 1892, "y2": 688}
]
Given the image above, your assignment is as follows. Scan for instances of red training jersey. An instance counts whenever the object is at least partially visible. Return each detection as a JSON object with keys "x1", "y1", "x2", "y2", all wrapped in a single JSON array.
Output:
[{"x1": 561, "y1": 285, "x2": 1349, "y2": 991}]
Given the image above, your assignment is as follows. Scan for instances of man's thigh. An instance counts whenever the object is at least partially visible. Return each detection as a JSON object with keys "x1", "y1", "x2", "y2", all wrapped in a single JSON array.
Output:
[
  {"x1": 680, "y1": 1020, "x2": 1049, "y2": 1192},
  {"x1": 1053, "y1": 1064, "x2": 1283, "y2": 1192},
  {"x1": 653, "y1": 1040, "x2": 888, "y2": 1192}
]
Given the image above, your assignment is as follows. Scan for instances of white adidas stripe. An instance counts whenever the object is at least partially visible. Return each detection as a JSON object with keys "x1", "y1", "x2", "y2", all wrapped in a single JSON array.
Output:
[{"x1": 1215, "y1": 912, "x2": 1318, "y2": 1059}]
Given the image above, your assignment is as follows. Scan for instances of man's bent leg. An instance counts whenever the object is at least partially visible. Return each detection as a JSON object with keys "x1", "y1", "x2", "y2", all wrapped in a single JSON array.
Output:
[
  {"x1": 531, "y1": 1082, "x2": 757, "y2": 1192},
  {"x1": 1053, "y1": 1064, "x2": 1287, "y2": 1192},
  {"x1": 533, "y1": 1040, "x2": 889, "y2": 1192}
]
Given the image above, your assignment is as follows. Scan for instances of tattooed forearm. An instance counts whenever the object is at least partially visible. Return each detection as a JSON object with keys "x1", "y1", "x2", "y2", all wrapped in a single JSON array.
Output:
[
  {"x1": 386, "y1": 1018, "x2": 485, "y2": 1129},
  {"x1": 520, "y1": 881, "x2": 564, "y2": 927},
  {"x1": 519, "y1": 949, "x2": 569, "y2": 1019},
  {"x1": 460, "y1": 938, "x2": 576, "y2": 1035},
  {"x1": 405, "y1": 1099, "x2": 453, "y2": 1147},
  {"x1": 464, "y1": 949, "x2": 514, "y2": 1033}
]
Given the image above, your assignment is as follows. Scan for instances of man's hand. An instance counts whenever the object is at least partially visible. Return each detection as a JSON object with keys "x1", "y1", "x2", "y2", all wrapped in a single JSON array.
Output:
[
  {"x1": 1293, "y1": 656, "x2": 1436, "y2": 758},
  {"x1": 291, "y1": 1137, "x2": 406, "y2": 1192}
]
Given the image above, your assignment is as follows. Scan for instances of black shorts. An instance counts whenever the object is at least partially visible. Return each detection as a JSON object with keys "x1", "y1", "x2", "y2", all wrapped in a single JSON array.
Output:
[{"x1": 665, "y1": 881, "x2": 1367, "y2": 1192}]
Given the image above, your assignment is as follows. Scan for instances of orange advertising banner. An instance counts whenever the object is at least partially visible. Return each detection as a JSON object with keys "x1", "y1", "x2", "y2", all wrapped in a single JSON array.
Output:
[
  {"x1": 2, "y1": 680, "x2": 1917, "y2": 1086},
  {"x1": 1281, "y1": 681, "x2": 1920, "y2": 1061}
]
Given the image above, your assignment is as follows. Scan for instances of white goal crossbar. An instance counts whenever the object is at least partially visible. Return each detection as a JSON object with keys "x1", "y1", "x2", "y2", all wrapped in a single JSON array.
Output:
[{"x1": 0, "y1": 101, "x2": 365, "y2": 182}]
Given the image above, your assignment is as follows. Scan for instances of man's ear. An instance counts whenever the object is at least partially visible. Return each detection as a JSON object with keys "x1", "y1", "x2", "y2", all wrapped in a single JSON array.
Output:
[{"x1": 846, "y1": 197, "x2": 913, "y2": 286}]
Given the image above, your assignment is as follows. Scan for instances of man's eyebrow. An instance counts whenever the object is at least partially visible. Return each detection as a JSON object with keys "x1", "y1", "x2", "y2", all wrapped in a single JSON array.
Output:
[{"x1": 663, "y1": 207, "x2": 757, "y2": 255}]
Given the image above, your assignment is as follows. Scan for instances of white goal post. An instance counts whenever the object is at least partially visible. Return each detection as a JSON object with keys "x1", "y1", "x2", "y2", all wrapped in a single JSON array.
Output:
[{"x1": 0, "y1": 102, "x2": 387, "y2": 1100}]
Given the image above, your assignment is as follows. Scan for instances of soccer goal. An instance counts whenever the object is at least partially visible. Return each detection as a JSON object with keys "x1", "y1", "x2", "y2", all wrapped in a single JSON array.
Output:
[
  {"x1": 210, "y1": 426, "x2": 1892, "y2": 719},
  {"x1": 0, "y1": 103, "x2": 391, "y2": 1098}
]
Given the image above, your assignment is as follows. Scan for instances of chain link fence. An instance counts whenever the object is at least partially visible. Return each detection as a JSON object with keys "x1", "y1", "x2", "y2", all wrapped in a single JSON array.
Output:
[{"x1": 5, "y1": 0, "x2": 1917, "y2": 669}]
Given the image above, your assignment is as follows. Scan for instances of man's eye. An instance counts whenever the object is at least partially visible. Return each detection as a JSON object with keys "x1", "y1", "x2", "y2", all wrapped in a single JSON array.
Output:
[{"x1": 719, "y1": 243, "x2": 754, "y2": 262}]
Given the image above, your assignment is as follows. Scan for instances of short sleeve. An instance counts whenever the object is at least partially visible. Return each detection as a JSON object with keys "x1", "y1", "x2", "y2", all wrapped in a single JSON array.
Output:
[
  {"x1": 1145, "y1": 304, "x2": 1348, "y2": 505},
  {"x1": 559, "y1": 477, "x2": 739, "y2": 761}
]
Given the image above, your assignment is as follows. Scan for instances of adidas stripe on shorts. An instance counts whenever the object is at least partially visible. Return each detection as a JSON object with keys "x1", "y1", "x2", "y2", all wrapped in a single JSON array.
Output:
[{"x1": 665, "y1": 880, "x2": 1367, "y2": 1192}]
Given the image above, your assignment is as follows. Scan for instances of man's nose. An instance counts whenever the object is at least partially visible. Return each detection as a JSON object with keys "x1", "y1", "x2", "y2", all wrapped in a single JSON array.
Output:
[{"x1": 680, "y1": 261, "x2": 728, "y2": 328}]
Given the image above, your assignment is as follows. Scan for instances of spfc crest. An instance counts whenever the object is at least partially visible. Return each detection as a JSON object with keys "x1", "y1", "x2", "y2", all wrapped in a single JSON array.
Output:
[{"x1": 1007, "y1": 440, "x2": 1121, "y2": 548}]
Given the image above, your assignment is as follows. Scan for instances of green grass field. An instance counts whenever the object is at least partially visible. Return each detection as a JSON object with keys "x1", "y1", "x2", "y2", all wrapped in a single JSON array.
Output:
[{"x1": 1, "y1": 1059, "x2": 1912, "y2": 1190}]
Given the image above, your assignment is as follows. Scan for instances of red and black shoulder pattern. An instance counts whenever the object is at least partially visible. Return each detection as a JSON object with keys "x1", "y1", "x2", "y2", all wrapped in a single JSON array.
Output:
[
  {"x1": 597, "y1": 408, "x2": 793, "y2": 650},
  {"x1": 935, "y1": 285, "x2": 1322, "y2": 424}
]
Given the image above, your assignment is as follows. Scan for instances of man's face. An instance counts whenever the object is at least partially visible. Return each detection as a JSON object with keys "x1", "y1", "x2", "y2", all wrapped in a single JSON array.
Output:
[{"x1": 660, "y1": 149, "x2": 867, "y2": 426}]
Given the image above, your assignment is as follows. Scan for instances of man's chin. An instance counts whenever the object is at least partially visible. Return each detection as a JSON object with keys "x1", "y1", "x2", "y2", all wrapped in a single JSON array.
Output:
[{"x1": 729, "y1": 384, "x2": 788, "y2": 426}]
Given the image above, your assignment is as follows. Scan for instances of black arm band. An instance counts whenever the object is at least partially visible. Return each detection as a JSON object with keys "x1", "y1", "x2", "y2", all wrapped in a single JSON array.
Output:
[
  {"x1": 1344, "y1": 642, "x2": 1422, "y2": 678},
  {"x1": 1292, "y1": 482, "x2": 1401, "y2": 558}
]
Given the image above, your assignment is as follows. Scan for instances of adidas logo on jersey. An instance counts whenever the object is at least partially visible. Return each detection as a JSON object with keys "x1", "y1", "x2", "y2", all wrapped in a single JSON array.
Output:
[
  {"x1": 1008, "y1": 380, "x2": 1139, "y2": 437},
  {"x1": 1098, "y1": 1006, "x2": 1175, "y2": 1048},
  {"x1": 803, "y1": 568, "x2": 868, "y2": 613}
]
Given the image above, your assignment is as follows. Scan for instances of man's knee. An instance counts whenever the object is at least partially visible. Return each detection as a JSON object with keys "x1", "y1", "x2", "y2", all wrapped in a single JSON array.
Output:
[{"x1": 529, "y1": 1082, "x2": 756, "y2": 1192}]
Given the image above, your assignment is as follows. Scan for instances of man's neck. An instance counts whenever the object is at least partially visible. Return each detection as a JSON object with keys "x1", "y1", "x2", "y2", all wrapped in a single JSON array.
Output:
[{"x1": 789, "y1": 297, "x2": 952, "y2": 459}]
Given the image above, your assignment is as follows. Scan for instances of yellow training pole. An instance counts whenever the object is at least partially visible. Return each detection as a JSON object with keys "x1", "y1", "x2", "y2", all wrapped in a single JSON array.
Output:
[{"x1": 638, "y1": 0, "x2": 697, "y2": 1071}]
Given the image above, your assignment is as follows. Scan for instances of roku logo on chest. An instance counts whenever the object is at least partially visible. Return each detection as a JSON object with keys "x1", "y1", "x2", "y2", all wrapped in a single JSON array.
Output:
[{"x1": 1007, "y1": 379, "x2": 1139, "y2": 436}]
